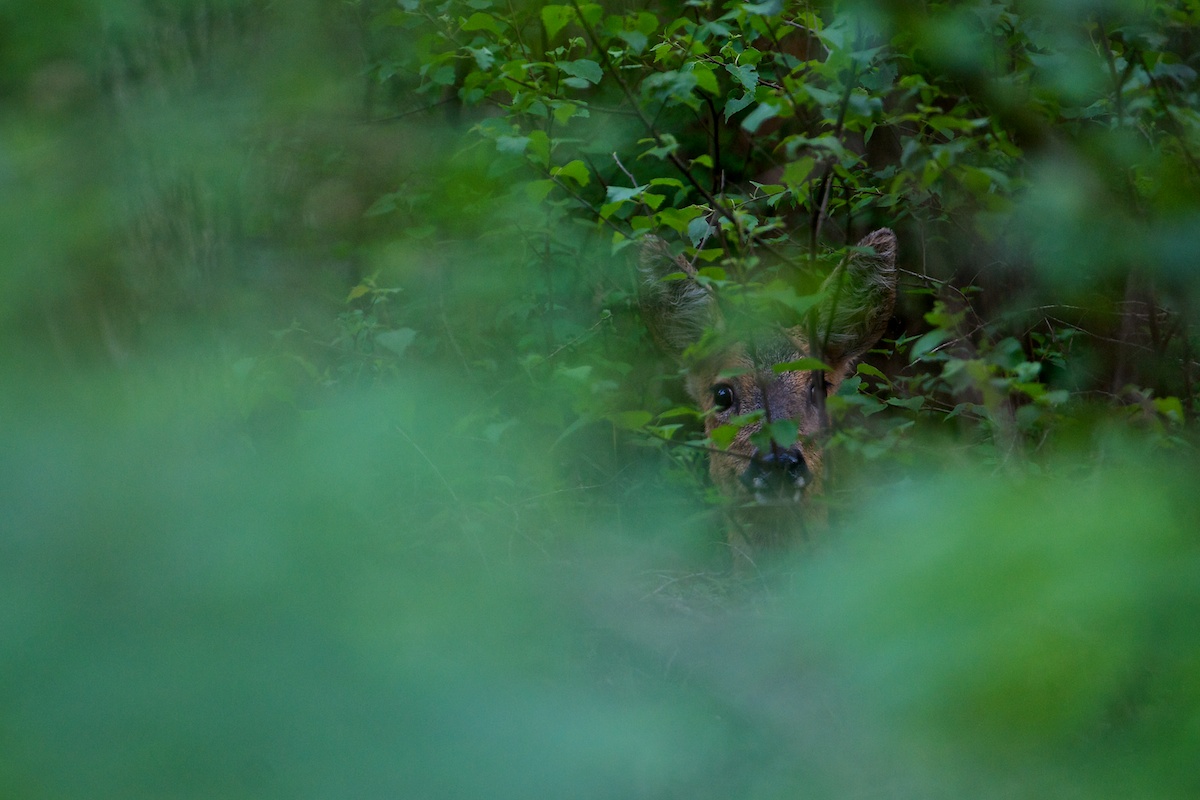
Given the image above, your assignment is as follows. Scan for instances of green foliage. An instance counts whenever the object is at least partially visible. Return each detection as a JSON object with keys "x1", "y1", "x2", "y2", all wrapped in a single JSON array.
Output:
[
  {"x1": 383, "y1": 0, "x2": 1198, "y2": 467},
  {"x1": 2, "y1": 0, "x2": 1200, "y2": 797}
]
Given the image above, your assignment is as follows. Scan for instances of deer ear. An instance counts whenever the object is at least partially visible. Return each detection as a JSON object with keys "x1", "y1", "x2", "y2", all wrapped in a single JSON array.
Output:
[
  {"x1": 812, "y1": 228, "x2": 898, "y2": 367},
  {"x1": 637, "y1": 236, "x2": 722, "y2": 359}
]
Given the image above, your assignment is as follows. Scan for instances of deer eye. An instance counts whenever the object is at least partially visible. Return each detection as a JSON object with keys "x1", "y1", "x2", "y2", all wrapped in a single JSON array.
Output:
[
  {"x1": 711, "y1": 384, "x2": 735, "y2": 412},
  {"x1": 808, "y1": 376, "x2": 827, "y2": 404}
]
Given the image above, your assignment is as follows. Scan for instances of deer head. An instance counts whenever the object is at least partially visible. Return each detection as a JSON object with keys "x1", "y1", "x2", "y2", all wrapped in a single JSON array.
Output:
[{"x1": 639, "y1": 229, "x2": 898, "y2": 518}]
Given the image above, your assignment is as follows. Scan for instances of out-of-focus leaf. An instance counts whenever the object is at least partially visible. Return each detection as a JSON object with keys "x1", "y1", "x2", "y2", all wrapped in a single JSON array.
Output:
[{"x1": 376, "y1": 327, "x2": 417, "y2": 357}]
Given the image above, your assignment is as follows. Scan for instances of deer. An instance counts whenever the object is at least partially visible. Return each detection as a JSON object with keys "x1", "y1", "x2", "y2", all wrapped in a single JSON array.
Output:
[{"x1": 638, "y1": 229, "x2": 898, "y2": 561}]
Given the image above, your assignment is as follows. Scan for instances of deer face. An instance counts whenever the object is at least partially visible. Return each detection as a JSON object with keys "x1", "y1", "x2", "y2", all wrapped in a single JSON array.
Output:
[
  {"x1": 686, "y1": 335, "x2": 832, "y2": 502},
  {"x1": 639, "y1": 229, "x2": 898, "y2": 509}
]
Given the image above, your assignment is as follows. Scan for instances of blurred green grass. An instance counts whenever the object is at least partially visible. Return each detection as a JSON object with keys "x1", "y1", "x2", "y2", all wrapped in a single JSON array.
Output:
[
  {"x1": 3, "y1": 363, "x2": 1197, "y2": 798},
  {"x1": 0, "y1": 363, "x2": 717, "y2": 798}
]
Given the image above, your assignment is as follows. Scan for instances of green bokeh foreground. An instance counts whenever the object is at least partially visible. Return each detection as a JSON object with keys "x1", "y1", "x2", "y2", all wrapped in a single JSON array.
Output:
[
  {"x1": 2, "y1": 1, "x2": 1198, "y2": 797},
  {"x1": 2, "y1": 360, "x2": 1197, "y2": 799}
]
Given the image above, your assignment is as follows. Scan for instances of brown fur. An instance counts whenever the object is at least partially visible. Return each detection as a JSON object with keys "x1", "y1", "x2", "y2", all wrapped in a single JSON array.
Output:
[{"x1": 639, "y1": 230, "x2": 898, "y2": 556}]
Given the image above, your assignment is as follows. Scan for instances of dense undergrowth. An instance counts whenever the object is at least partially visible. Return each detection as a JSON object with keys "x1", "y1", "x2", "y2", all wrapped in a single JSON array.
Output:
[{"x1": 2, "y1": 1, "x2": 1199, "y2": 797}]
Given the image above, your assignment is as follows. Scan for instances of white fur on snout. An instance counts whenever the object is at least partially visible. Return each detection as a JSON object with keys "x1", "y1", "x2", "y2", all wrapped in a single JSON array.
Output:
[
  {"x1": 791, "y1": 473, "x2": 806, "y2": 503},
  {"x1": 748, "y1": 469, "x2": 807, "y2": 505},
  {"x1": 750, "y1": 471, "x2": 769, "y2": 505}
]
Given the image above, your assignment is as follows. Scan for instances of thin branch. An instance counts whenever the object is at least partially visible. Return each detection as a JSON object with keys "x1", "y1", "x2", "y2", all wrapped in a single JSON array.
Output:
[
  {"x1": 811, "y1": 63, "x2": 859, "y2": 252},
  {"x1": 567, "y1": 0, "x2": 742, "y2": 238}
]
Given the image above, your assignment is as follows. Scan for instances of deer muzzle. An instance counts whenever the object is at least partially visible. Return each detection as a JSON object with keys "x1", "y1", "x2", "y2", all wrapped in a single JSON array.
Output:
[{"x1": 740, "y1": 448, "x2": 812, "y2": 504}]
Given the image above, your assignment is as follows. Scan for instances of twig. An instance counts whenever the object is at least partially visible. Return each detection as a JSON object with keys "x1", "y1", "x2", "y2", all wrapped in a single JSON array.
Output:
[{"x1": 567, "y1": 0, "x2": 743, "y2": 238}]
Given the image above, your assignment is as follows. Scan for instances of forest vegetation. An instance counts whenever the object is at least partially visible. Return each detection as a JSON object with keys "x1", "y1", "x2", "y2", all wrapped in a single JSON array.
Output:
[{"x1": 2, "y1": 1, "x2": 1200, "y2": 797}]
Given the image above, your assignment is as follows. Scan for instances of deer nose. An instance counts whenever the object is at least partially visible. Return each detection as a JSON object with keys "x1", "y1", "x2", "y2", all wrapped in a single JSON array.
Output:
[{"x1": 740, "y1": 449, "x2": 811, "y2": 502}]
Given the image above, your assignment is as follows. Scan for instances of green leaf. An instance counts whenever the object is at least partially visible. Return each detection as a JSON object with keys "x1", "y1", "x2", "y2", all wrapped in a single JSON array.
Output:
[
  {"x1": 610, "y1": 410, "x2": 652, "y2": 431},
  {"x1": 552, "y1": 102, "x2": 580, "y2": 125},
  {"x1": 1042, "y1": 390, "x2": 1071, "y2": 408},
  {"x1": 709, "y1": 424, "x2": 739, "y2": 449},
  {"x1": 556, "y1": 365, "x2": 593, "y2": 383},
  {"x1": 853, "y1": 394, "x2": 888, "y2": 416},
  {"x1": 541, "y1": 5, "x2": 573, "y2": 40},
  {"x1": 640, "y1": 134, "x2": 679, "y2": 160},
  {"x1": 461, "y1": 12, "x2": 503, "y2": 36},
  {"x1": 560, "y1": 59, "x2": 602, "y2": 85},
  {"x1": 782, "y1": 157, "x2": 815, "y2": 188},
  {"x1": 886, "y1": 396, "x2": 925, "y2": 411},
  {"x1": 606, "y1": 184, "x2": 647, "y2": 204},
  {"x1": 617, "y1": 29, "x2": 648, "y2": 54},
  {"x1": 910, "y1": 328, "x2": 954, "y2": 361},
  {"x1": 657, "y1": 405, "x2": 702, "y2": 421},
  {"x1": 945, "y1": 402, "x2": 983, "y2": 420},
  {"x1": 725, "y1": 63, "x2": 758, "y2": 91},
  {"x1": 495, "y1": 135, "x2": 529, "y2": 154},
  {"x1": 924, "y1": 301, "x2": 964, "y2": 329},
  {"x1": 804, "y1": 85, "x2": 840, "y2": 107},
  {"x1": 598, "y1": 201, "x2": 623, "y2": 220},
  {"x1": 646, "y1": 423, "x2": 683, "y2": 440},
  {"x1": 656, "y1": 205, "x2": 705, "y2": 234},
  {"x1": 690, "y1": 64, "x2": 719, "y2": 95},
  {"x1": 376, "y1": 328, "x2": 417, "y2": 358},
  {"x1": 576, "y1": 3, "x2": 602, "y2": 26},
  {"x1": 742, "y1": 0, "x2": 783, "y2": 14},
  {"x1": 751, "y1": 182, "x2": 784, "y2": 197},
  {"x1": 741, "y1": 102, "x2": 779, "y2": 134},
  {"x1": 526, "y1": 129, "x2": 550, "y2": 165},
  {"x1": 724, "y1": 93, "x2": 754, "y2": 121},
  {"x1": 468, "y1": 47, "x2": 495, "y2": 71},
  {"x1": 687, "y1": 216, "x2": 712, "y2": 246},
  {"x1": 767, "y1": 419, "x2": 798, "y2": 447},
  {"x1": 1013, "y1": 382, "x2": 1046, "y2": 400},
  {"x1": 552, "y1": 160, "x2": 590, "y2": 187},
  {"x1": 856, "y1": 363, "x2": 888, "y2": 382},
  {"x1": 525, "y1": 179, "x2": 556, "y2": 203},
  {"x1": 427, "y1": 64, "x2": 456, "y2": 86},
  {"x1": 649, "y1": 177, "x2": 684, "y2": 189}
]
